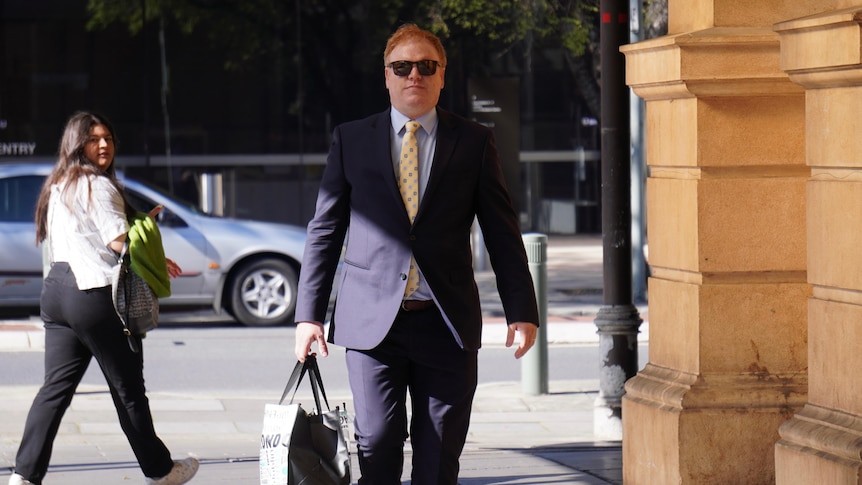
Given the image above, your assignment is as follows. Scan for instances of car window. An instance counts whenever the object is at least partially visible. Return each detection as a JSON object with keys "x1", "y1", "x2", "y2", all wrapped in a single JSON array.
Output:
[
  {"x1": 124, "y1": 187, "x2": 190, "y2": 229},
  {"x1": 123, "y1": 176, "x2": 205, "y2": 215},
  {"x1": 124, "y1": 188, "x2": 159, "y2": 214},
  {"x1": 0, "y1": 175, "x2": 43, "y2": 222}
]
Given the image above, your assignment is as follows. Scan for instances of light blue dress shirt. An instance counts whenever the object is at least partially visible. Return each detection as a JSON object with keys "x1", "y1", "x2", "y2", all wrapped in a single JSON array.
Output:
[{"x1": 390, "y1": 107, "x2": 438, "y2": 302}]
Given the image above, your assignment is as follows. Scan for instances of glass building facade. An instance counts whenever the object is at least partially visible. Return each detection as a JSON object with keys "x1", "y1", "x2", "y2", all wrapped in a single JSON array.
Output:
[{"x1": 1, "y1": 0, "x2": 601, "y2": 233}]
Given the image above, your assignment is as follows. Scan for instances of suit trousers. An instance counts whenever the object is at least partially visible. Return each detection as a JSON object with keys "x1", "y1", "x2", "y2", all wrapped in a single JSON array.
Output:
[
  {"x1": 13, "y1": 263, "x2": 173, "y2": 484},
  {"x1": 346, "y1": 305, "x2": 479, "y2": 485}
]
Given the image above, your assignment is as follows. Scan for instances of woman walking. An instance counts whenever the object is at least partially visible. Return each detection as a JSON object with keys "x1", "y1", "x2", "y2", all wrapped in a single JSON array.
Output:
[{"x1": 8, "y1": 111, "x2": 198, "y2": 485}]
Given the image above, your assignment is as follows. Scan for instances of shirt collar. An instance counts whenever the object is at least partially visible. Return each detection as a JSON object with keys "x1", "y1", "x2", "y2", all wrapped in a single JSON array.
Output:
[{"x1": 391, "y1": 107, "x2": 438, "y2": 136}]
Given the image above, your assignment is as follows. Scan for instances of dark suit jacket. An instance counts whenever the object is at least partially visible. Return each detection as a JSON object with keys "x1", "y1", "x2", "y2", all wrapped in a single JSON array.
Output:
[{"x1": 295, "y1": 107, "x2": 539, "y2": 351}]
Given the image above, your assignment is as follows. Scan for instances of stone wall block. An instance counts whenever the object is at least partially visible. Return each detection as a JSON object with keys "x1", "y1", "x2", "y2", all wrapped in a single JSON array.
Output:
[
  {"x1": 677, "y1": 408, "x2": 794, "y2": 484},
  {"x1": 644, "y1": 95, "x2": 804, "y2": 169},
  {"x1": 699, "y1": 282, "x2": 809, "y2": 374},
  {"x1": 646, "y1": 177, "x2": 806, "y2": 274},
  {"x1": 646, "y1": 278, "x2": 701, "y2": 373},
  {"x1": 808, "y1": 179, "x2": 862, "y2": 292},
  {"x1": 698, "y1": 177, "x2": 807, "y2": 273},
  {"x1": 808, "y1": 299, "x2": 862, "y2": 415},
  {"x1": 646, "y1": 177, "x2": 699, "y2": 272},
  {"x1": 697, "y1": 96, "x2": 804, "y2": 167},
  {"x1": 645, "y1": 98, "x2": 697, "y2": 168},
  {"x1": 807, "y1": 87, "x2": 862, "y2": 167},
  {"x1": 646, "y1": 278, "x2": 809, "y2": 375}
]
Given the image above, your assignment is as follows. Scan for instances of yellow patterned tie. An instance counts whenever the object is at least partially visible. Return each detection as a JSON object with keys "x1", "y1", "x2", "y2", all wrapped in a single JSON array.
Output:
[{"x1": 399, "y1": 121, "x2": 421, "y2": 298}]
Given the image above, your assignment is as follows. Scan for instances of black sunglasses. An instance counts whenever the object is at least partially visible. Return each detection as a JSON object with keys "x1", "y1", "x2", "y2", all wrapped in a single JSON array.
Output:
[{"x1": 387, "y1": 60, "x2": 442, "y2": 77}]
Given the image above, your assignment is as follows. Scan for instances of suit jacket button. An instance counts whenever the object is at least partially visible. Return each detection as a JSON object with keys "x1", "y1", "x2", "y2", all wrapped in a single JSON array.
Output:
[
  {"x1": 400, "y1": 273, "x2": 407, "y2": 280},
  {"x1": 409, "y1": 235, "x2": 416, "y2": 241}
]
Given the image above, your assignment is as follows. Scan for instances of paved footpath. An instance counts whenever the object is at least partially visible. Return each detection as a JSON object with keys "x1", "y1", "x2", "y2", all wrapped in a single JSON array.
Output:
[{"x1": 0, "y1": 235, "x2": 648, "y2": 484}]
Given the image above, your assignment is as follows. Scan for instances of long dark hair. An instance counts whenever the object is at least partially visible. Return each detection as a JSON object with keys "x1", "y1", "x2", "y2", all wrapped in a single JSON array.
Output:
[{"x1": 34, "y1": 111, "x2": 134, "y2": 244}]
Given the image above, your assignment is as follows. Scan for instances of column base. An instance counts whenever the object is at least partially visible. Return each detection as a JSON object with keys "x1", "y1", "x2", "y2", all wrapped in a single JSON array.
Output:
[
  {"x1": 623, "y1": 364, "x2": 806, "y2": 484},
  {"x1": 775, "y1": 403, "x2": 862, "y2": 484}
]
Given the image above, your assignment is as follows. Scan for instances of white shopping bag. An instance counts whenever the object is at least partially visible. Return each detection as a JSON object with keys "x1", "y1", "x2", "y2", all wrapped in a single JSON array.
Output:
[{"x1": 260, "y1": 403, "x2": 301, "y2": 485}]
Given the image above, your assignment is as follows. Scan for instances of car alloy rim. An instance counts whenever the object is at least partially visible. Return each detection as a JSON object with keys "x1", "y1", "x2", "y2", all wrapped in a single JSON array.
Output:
[{"x1": 240, "y1": 268, "x2": 292, "y2": 319}]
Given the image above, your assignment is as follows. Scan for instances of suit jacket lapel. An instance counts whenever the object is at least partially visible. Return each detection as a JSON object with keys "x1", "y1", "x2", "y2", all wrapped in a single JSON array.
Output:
[
  {"x1": 417, "y1": 108, "x2": 457, "y2": 222},
  {"x1": 368, "y1": 109, "x2": 406, "y2": 218}
]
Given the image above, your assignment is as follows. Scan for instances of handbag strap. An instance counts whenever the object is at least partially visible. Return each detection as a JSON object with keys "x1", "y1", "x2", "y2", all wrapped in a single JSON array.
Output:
[
  {"x1": 279, "y1": 358, "x2": 307, "y2": 405},
  {"x1": 278, "y1": 355, "x2": 332, "y2": 414},
  {"x1": 306, "y1": 356, "x2": 331, "y2": 412}
]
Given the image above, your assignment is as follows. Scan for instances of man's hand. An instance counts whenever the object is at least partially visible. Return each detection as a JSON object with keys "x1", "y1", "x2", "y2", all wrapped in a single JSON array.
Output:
[
  {"x1": 295, "y1": 321, "x2": 328, "y2": 362},
  {"x1": 506, "y1": 322, "x2": 538, "y2": 359}
]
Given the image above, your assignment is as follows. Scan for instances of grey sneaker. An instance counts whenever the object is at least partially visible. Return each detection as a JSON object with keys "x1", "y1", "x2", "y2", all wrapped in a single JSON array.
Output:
[
  {"x1": 8, "y1": 474, "x2": 33, "y2": 485},
  {"x1": 144, "y1": 457, "x2": 199, "y2": 485}
]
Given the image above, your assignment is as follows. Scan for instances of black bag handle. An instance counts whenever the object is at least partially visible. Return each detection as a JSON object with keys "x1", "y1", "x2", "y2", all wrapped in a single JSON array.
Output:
[
  {"x1": 308, "y1": 357, "x2": 332, "y2": 412},
  {"x1": 278, "y1": 358, "x2": 306, "y2": 404},
  {"x1": 278, "y1": 355, "x2": 332, "y2": 414}
]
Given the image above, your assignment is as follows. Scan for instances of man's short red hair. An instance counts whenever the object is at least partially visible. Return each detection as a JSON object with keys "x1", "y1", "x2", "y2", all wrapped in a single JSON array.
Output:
[{"x1": 383, "y1": 24, "x2": 447, "y2": 67}]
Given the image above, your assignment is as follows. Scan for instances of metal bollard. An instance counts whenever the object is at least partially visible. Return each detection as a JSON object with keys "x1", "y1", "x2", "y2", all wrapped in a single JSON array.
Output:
[{"x1": 521, "y1": 233, "x2": 548, "y2": 395}]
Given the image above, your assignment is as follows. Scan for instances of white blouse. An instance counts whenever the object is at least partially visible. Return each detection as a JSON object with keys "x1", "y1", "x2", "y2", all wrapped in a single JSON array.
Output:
[{"x1": 48, "y1": 174, "x2": 129, "y2": 290}]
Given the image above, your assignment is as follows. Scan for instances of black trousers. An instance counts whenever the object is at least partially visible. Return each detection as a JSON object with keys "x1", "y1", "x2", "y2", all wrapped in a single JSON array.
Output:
[
  {"x1": 13, "y1": 263, "x2": 174, "y2": 484},
  {"x1": 346, "y1": 306, "x2": 479, "y2": 485}
]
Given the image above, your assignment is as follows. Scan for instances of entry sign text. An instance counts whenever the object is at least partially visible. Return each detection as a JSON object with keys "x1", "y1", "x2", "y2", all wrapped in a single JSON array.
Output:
[{"x1": 0, "y1": 143, "x2": 37, "y2": 156}]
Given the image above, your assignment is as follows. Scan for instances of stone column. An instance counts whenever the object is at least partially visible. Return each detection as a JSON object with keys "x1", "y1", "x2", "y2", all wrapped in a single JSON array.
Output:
[
  {"x1": 774, "y1": 5, "x2": 862, "y2": 483},
  {"x1": 619, "y1": 1, "x2": 824, "y2": 483}
]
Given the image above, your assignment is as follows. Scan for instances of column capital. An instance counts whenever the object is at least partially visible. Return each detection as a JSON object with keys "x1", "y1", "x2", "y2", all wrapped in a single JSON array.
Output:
[
  {"x1": 775, "y1": 7, "x2": 862, "y2": 88},
  {"x1": 622, "y1": 27, "x2": 801, "y2": 100}
]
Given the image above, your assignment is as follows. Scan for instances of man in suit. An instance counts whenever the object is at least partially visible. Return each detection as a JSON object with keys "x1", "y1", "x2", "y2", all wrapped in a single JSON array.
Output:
[{"x1": 294, "y1": 23, "x2": 539, "y2": 485}]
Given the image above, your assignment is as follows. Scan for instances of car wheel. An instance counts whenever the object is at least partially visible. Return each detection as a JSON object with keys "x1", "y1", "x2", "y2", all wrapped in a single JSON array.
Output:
[{"x1": 228, "y1": 258, "x2": 298, "y2": 327}]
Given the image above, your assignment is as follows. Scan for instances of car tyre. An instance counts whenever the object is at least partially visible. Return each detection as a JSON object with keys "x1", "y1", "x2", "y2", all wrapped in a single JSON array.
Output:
[{"x1": 228, "y1": 258, "x2": 298, "y2": 327}]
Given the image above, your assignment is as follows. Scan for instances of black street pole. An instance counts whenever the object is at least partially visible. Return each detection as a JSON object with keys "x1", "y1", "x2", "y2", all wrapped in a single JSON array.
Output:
[
  {"x1": 594, "y1": 0, "x2": 643, "y2": 439},
  {"x1": 141, "y1": 0, "x2": 150, "y2": 167}
]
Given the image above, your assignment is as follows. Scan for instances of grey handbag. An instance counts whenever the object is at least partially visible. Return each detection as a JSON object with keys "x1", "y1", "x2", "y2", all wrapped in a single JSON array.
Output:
[{"x1": 111, "y1": 245, "x2": 159, "y2": 348}]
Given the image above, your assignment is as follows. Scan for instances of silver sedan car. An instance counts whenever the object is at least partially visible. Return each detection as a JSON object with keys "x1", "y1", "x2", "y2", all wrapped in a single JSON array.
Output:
[{"x1": 0, "y1": 163, "x2": 306, "y2": 327}]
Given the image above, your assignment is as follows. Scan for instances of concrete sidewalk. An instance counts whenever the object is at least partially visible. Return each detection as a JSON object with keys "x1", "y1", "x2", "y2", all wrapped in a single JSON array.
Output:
[
  {"x1": 0, "y1": 235, "x2": 647, "y2": 484},
  {"x1": 1, "y1": 380, "x2": 623, "y2": 484}
]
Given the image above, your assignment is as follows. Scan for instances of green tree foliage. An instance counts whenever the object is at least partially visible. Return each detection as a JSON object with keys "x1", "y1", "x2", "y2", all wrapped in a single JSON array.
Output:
[
  {"x1": 86, "y1": 0, "x2": 658, "y2": 126},
  {"x1": 644, "y1": 0, "x2": 668, "y2": 39}
]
